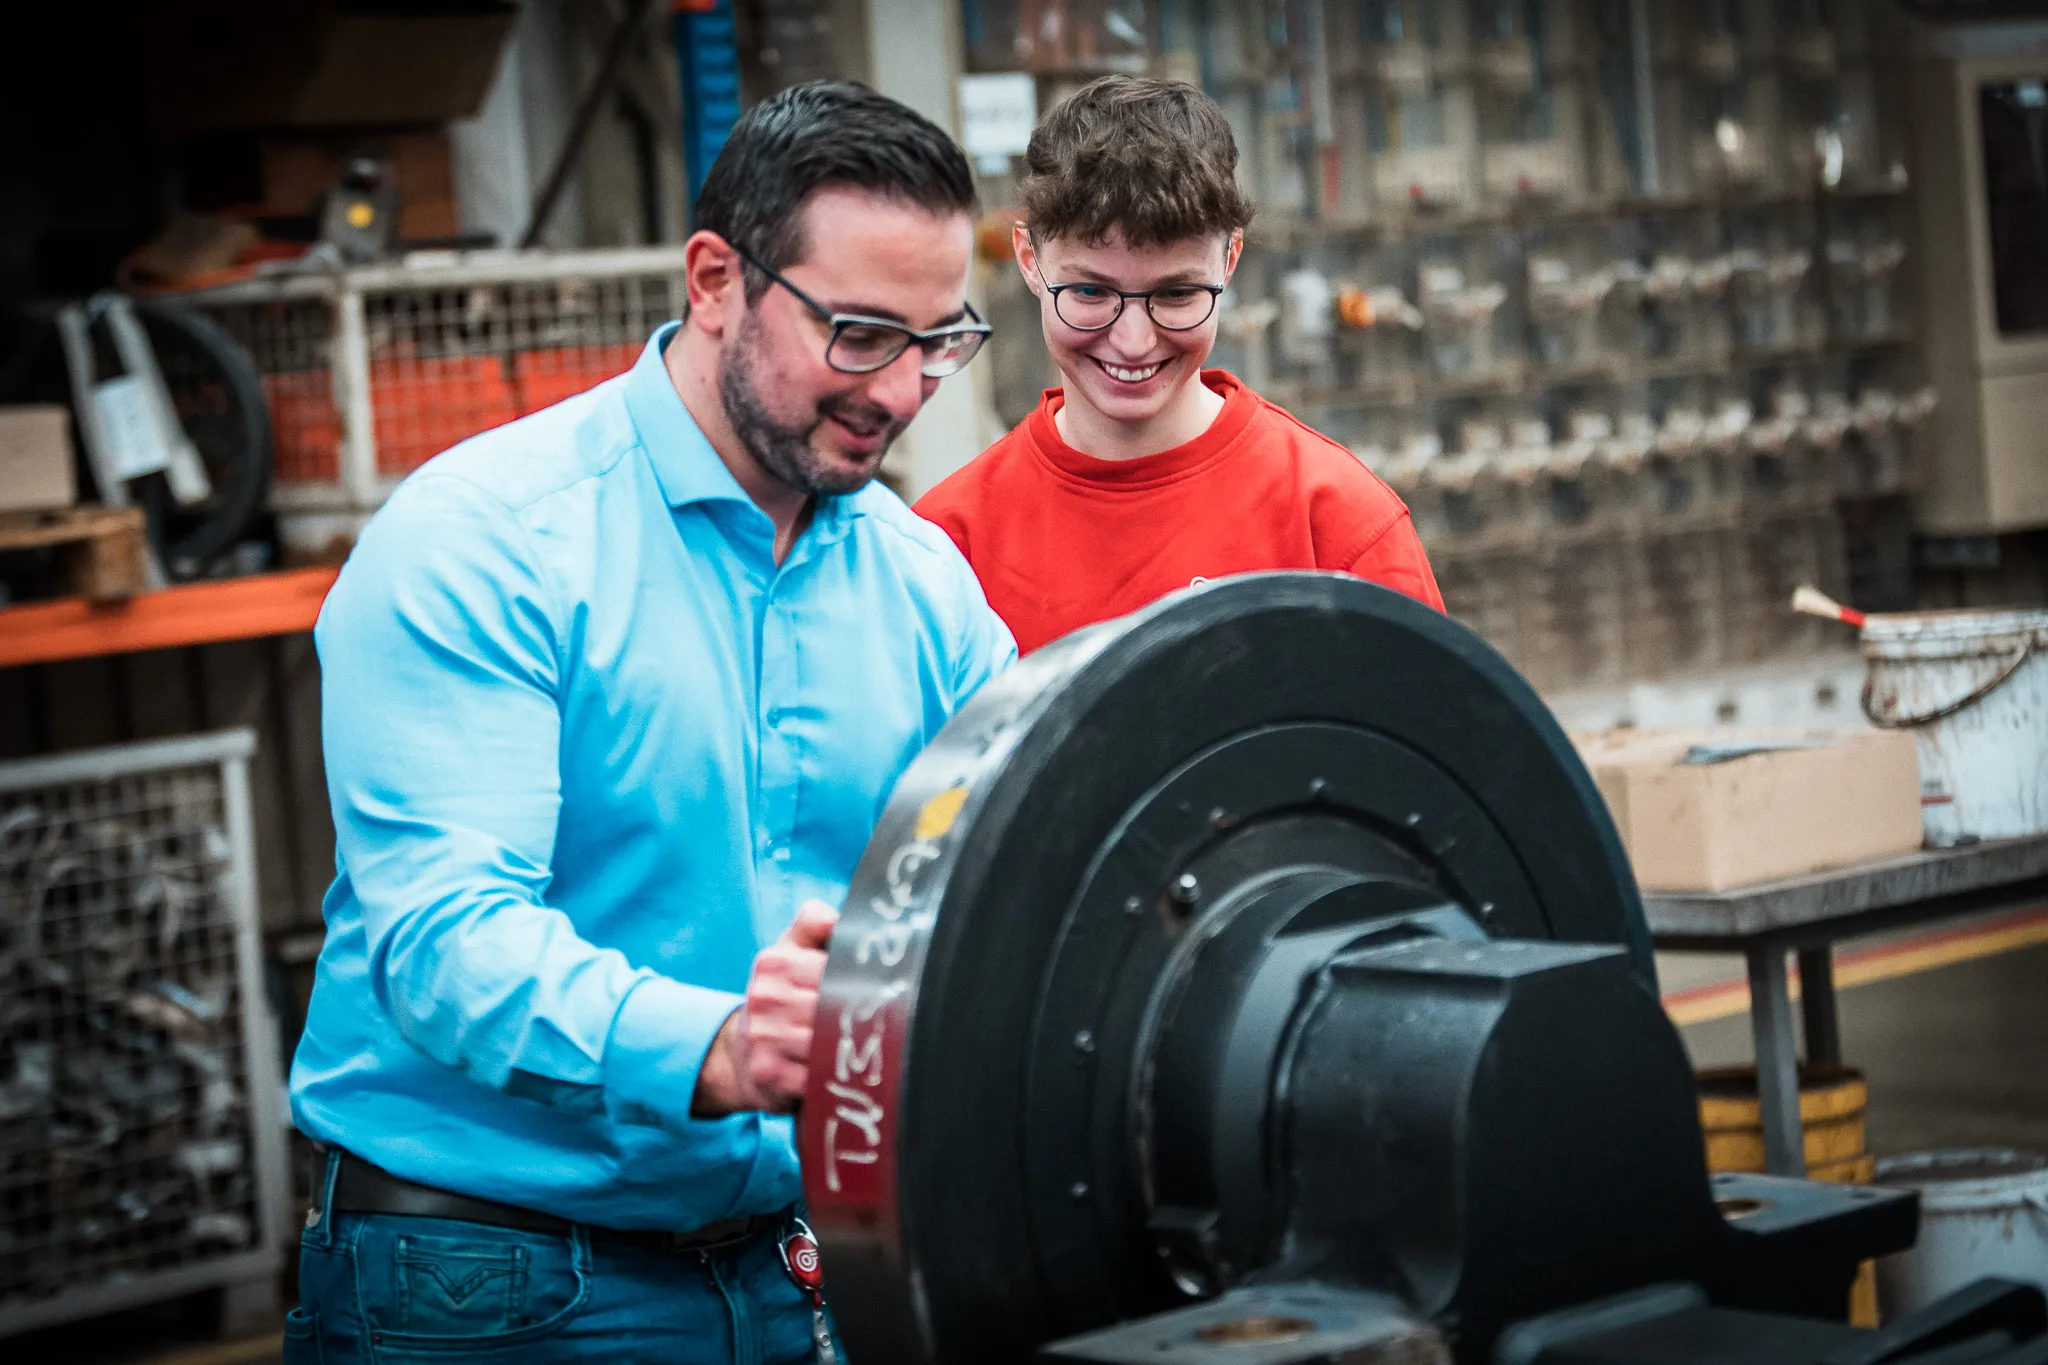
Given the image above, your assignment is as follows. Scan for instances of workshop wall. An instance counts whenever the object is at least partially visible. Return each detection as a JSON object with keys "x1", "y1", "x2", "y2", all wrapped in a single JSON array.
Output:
[{"x1": 957, "y1": 0, "x2": 1960, "y2": 692}]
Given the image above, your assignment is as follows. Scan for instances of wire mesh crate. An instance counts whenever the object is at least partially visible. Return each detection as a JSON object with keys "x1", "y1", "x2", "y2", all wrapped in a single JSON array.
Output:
[
  {"x1": 171, "y1": 248, "x2": 690, "y2": 561},
  {"x1": 0, "y1": 730, "x2": 288, "y2": 1338}
]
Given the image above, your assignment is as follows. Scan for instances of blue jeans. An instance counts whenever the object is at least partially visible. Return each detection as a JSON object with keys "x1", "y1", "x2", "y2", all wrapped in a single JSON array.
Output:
[{"x1": 285, "y1": 1156, "x2": 819, "y2": 1364}]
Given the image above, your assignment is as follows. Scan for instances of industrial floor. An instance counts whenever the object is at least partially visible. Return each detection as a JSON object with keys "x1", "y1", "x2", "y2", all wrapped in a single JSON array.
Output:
[
  {"x1": 14, "y1": 930, "x2": 2046, "y2": 1365},
  {"x1": 1669, "y1": 935, "x2": 2048, "y2": 1155}
]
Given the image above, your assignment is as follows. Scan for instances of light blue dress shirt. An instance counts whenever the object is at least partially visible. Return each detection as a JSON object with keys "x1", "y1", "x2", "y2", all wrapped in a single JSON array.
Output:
[{"x1": 290, "y1": 325, "x2": 1015, "y2": 1231}]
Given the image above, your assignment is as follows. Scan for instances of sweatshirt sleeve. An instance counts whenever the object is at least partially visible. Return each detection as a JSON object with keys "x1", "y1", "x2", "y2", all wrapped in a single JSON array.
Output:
[
  {"x1": 912, "y1": 486, "x2": 973, "y2": 564},
  {"x1": 1340, "y1": 510, "x2": 1446, "y2": 612}
]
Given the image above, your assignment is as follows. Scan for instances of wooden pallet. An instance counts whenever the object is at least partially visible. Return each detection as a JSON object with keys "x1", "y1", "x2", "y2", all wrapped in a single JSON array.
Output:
[{"x1": 0, "y1": 506, "x2": 150, "y2": 601}]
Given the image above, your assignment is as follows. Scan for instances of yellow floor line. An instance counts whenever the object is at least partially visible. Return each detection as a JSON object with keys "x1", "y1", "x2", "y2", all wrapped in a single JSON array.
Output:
[
  {"x1": 143, "y1": 1336, "x2": 281, "y2": 1365},
  {"x1": 1833, "y1": 915, "x2": 2048, "y2": 989},
  {"x1": 1663, "y1": 911, "x2": 2048, "y2": 1028},
  {"x1": 1666, "y1": 984, "x2": 1763, "y2": 1027}
]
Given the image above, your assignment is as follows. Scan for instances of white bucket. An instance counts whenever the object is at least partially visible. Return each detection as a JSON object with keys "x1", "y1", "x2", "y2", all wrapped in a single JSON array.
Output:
[
  {"x1": 1873, "y1": 1149, "x2": 2048, "y2": 1322},
  {"x1": 1860, "y1": 607, "x2": 2048, "y2": 846}
]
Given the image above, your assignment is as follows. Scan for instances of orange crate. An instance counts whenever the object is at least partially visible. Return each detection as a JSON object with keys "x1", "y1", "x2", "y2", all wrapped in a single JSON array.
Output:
[
  {"x1": 513, "y1": 343, "x2": 641, "y2": 415},
  {"x1": 370, "y1": 354, "x2": 520, "y2": 475},
  {"x1": 262, "y1": 371, "x2": 342, "y2": 483},
  {"x1": 172, "y1": 247, "x2": 691, "y2": 525}
]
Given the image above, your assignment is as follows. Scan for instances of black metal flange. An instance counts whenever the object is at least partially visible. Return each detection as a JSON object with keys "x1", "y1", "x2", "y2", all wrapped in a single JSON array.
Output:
[{"x1": 799, "y1": 573, "x2": 1649, "y2": 1365}]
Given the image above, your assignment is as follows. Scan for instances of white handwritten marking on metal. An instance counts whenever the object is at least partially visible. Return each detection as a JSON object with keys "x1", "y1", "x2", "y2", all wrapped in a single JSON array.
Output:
[
  {"x1": 824, "y1": 965, "x2": 907, "y2": 1192},
  {"x1": 826, "y1": 806, "x2": 955, "y2": 1195},
  {"x1": 823, "y1": 1082, "x2": 885, "y2": 1193},
  {"x1": 836, "y1": 1009, "x2": 883, "y2": 1088},
  {"x1": 856, "y1": 838, "x2": 940, "y2": 967}
]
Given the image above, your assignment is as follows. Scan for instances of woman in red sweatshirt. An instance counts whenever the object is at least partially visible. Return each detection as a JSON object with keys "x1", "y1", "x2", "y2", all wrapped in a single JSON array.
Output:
[{"x1": 915, "y1": 74, "x2": 1441, "y2": 655}]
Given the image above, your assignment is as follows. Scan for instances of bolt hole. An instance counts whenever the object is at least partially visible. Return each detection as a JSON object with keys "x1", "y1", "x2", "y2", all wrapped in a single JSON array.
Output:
[
  {"x1": 1159, "y1": 1251, "x2": 1214, "y2": 1300},
  {"x1": 1194, "y1": 1316, "x2": 1314, "y2": 1345},
  {"x1": 1717, "y1": 1196, "x2": 1772, "y2": 1220}
]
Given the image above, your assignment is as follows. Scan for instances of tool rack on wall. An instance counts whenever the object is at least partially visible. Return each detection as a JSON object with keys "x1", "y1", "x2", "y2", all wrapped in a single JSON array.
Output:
[{"x1": 966, "y1": 0, "x2": 1933, "y2": 691}]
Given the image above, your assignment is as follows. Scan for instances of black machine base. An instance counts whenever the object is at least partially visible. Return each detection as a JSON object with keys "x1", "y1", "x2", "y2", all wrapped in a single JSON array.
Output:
[
  {"x1": 1045, "y1": 1277, "x2": 2048, "y2": 1365},
  {"x1": 797, "y1": 575, "x2": 2047, "y2": 1365}
]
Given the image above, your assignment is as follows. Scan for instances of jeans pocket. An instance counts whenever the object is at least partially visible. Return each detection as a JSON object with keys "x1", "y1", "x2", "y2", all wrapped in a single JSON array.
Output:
[
  {"x1": 395, "y1": 1231, "x2": 527, "y2": 1336},
  {"x1": 282, "y1": 1308, "x2": 324, "y2": 1365},
  {"x1": 357, "y1": 1217, "x2": 589, "y2": 1355}
]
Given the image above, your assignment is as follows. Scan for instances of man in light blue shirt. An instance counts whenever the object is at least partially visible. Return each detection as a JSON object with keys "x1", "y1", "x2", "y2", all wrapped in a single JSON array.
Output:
[{"x1": 287, "y1": 83, "x2": 1014, "y2": 1364}]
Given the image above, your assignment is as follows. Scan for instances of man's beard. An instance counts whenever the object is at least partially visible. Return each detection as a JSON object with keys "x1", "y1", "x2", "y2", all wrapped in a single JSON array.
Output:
[{"x1": 718, "y1": 313, "x2": 907, "y2": 498}]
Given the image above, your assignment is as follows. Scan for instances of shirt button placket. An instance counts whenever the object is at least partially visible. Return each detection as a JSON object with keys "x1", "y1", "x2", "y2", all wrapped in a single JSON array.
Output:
[{"x1": 760, "y1": 592, "x2": 797, "y2": 883}]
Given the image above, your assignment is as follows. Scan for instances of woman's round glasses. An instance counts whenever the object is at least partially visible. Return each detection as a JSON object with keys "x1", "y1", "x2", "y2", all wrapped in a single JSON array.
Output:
[{"x1": 1043, "y1": 281, "x2": 1225, "y2": 332}]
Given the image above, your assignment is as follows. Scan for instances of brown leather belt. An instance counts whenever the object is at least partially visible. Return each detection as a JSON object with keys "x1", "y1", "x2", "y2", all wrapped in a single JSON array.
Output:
[{"x1": 322, "y1": 1150, "x2": 786, "y2": 1254}]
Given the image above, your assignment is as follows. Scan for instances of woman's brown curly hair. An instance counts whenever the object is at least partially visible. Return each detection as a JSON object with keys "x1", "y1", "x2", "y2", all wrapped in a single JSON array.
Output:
[{"x1": 1021, "y1": 75, "x2": 1255, "y2": 247}]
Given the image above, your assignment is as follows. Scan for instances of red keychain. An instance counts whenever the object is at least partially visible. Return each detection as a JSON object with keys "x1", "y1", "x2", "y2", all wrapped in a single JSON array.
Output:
[{"x1": 779, "y1": 1216, "x2": 837, "y2": 1363}]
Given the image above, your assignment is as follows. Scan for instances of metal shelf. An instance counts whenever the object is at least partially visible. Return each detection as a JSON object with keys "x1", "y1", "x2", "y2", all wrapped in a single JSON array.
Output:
[
  {"x1": 1251, "y1": 178, "x2": 1912, "y2": 248},
  {"x1": 0, "y1": 566, "x2": 339, "y2": 670},
  {"x1": 1267, "y1": 332, "x2": 1916, "y2": 411}
]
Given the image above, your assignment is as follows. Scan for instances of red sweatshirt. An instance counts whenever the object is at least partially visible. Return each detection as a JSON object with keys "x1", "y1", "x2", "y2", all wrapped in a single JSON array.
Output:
[{"x1": 915, "y1": 370, "x2": 1444, "y2": 655}]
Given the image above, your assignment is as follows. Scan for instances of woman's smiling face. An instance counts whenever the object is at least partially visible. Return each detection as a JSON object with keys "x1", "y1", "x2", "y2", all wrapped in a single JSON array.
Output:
[{"x1": 1017, "y1": 226, "x2": 1241, "y2": 431}]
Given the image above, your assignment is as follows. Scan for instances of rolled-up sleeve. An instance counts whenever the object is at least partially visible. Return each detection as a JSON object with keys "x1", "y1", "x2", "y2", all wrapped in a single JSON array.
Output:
[{"x1": 317, "y1": 474, "x2": 736, "y2": 1135}]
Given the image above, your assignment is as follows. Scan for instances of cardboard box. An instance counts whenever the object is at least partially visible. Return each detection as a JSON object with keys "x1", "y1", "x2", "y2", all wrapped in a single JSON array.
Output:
[
  {"x1": 1574, "y1": 728, "x2": 1924, "y2": 892},
  {"x1": 0, "y1": 406, "x2": 79, "y2": 514},
  {"x1": 143, "y1": 1, "x2": 515, "y2": 134},
  {"x1": 260, "y1": 130, "x2": 458, "y2": 241},
  {"x1": 179, "y1": 128, "x2": 459, "y2": 242}
]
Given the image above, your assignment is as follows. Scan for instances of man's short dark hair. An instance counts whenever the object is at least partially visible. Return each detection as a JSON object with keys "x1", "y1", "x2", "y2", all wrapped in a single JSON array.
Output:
[
  {"x1": 1022, "y1": 75, "x2": 1254, "y2": 247},
  {"x1": 694, "y1": 81, "x2": 978, "y2": 300}
]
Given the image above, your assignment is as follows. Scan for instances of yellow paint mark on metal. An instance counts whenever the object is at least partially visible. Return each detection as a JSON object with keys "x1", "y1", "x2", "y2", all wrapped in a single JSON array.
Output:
[{"x1": 914, "y1": 786, "x2": 969, "y2": 842}]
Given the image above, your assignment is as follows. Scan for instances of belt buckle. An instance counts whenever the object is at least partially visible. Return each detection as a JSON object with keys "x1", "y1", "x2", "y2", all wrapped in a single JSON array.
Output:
[{"x1": 669, "y1": 1219, "x2": 742, "y2": 1255}]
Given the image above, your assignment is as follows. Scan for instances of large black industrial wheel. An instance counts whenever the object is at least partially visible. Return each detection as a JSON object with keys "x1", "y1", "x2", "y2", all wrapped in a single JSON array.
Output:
[
  {"x1": 801, "y1": 574, "x2": 1648, "y2": 1365},
  {"x1": 132, "y1": 299, "x2": 273, "y2": 577}
]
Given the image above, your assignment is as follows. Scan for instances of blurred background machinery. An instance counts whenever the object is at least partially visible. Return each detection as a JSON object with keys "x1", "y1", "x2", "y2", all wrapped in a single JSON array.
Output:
[
  {"x1": 0, "y1": 730, "x2": 289, "y2": 1341},
  {"x1": 16, "y1": 0, "x2": 2043, "y2": 699},
  {"x1": 961, "y1": 0, "x2": 1977, "y2": 697}
]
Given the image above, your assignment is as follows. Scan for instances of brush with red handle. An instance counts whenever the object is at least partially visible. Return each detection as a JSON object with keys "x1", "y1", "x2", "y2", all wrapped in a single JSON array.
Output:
[{"x1": 1791, "y1": 584, "x2": 1868, "y2": 628}]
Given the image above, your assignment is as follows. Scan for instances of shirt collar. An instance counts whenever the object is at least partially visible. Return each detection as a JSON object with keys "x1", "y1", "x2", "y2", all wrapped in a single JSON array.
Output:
[
  {"x1": 622, "y1": 323, "x2": 865, "y2": 543},
  {"x1": 625, "y1": 323, "x2": 755, "y2": 511}
]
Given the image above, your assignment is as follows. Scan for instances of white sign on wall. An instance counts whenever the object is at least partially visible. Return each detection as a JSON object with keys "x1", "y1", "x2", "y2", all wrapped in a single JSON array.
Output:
[{"x1": 958, "y1": 72, "x2": 1038, "y2": 175}]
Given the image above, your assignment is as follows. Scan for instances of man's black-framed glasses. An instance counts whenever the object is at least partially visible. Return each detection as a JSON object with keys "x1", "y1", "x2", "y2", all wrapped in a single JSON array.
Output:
[
  {"x1": 1043, "y1": 279, "x2": 1226, "y2": 332},
  {"x1": 731, "y1": 242, "x2": 990, "y2": 377}
]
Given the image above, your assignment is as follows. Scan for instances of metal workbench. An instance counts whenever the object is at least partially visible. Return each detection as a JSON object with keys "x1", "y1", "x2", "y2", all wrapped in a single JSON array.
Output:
[{"x1": 1644, "y1": 833, "x2": 2048, "y2": 1176}]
